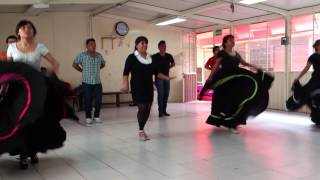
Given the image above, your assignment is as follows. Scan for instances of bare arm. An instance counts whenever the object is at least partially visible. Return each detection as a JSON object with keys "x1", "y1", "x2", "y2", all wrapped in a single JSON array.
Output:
[
  {"x1": 157, "y1": 73, "x2": 176, "y2": 80},
  {"x1": 239, "y1": 58, "x2": 261, "y2": 71},
  {"x1": 43, "y1": 53, "x2": 60, "y2": 73},
  {"x1": 169, "y1": 55, "x2": 175, "y2": 68},
  {"x1": 120, "y1": 75, "x2": 129, "y2": 93},
  {"x1": 296, "y1": 62, "x2": 312, "y2": 81},
  {"x1": 72, "y1": 63, "x2": 82, "y2": 72},
  {"x1": 169, "y1": 62, "x2": 175, "y2": 68}
]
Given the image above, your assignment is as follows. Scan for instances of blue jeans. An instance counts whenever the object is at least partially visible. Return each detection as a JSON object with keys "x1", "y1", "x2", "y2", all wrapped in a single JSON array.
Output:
[
  {"x1": 155, "y1": 79, "x2": 170, "y2": 114},
  {"x1": 83, "y1": 83, "x2": 102, "y2": 118}
]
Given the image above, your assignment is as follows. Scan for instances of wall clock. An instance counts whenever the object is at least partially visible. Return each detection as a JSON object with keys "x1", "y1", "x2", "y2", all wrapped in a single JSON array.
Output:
[{"x1": 115, "y1": 21, "x2": 129, "y2": 36}]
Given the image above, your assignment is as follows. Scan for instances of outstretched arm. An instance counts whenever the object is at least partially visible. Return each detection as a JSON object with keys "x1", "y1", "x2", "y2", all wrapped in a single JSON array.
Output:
[
  {"x1": 239, "y1": 58, "x2": 262, "y2": 71},
  {"x1": 296, "y1": 62, "x2": 312, "y2": 81},
  {"x1": 157, "y1": 73, "x2": 176, "y2": 80}
]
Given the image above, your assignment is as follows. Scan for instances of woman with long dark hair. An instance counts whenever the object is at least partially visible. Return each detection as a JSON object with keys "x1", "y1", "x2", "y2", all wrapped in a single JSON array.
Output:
[
  {"x1": 287, "y1": 40, "x2": 320, "y2": 125},
  {"x1": 201, "y1": 35, "x2": 274, "y2": 133},
  {"x1": 121, "y1": 36, "x2": 174, "y2": 141}
]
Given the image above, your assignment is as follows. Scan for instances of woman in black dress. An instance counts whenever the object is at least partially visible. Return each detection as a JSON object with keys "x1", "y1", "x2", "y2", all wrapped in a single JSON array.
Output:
[
  {"x1": 287, "y1": 40, "x2": 320, "y2": 125},
  {"x1": 201, "y1": 35, "x2": 274, "y2": 133},
  {"x1": 121, "y1": 36, "x2": 174, "y2": 141}
]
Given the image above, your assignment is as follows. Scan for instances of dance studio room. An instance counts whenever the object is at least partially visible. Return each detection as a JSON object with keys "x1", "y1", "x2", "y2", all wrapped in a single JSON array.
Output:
[{"x1": 1, "y1": 0, "x2": 320, "y2": 179}]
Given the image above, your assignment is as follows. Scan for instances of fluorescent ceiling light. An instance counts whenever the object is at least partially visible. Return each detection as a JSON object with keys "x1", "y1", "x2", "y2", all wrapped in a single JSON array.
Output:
[
  {"x1": 271, "y1": 28, "x2": 285, "y2": 35},
  {"x1": 295, "y1": 23, "x2": 313, "y2": 32},
  {"x1": 156, "y1": 17, "x2": 186, "y2": 26},
  {"x1": 250, "y1": 28, "x2": 267, "y2": 32},
  {"x1": 237, "y1": 33, "x2": 250, "y2": 39},
  {"x1": 33, "y1": 3, "x2": 50, "y2": 9},
  {"x1": 239, "y1": 0, "x2": 267, "y2": 5}
]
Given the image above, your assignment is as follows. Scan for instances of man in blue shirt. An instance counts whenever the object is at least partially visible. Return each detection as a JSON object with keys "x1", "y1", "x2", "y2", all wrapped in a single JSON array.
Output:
[{"x1": 73, "y1": 38, "x2": 105, "y2": 126}]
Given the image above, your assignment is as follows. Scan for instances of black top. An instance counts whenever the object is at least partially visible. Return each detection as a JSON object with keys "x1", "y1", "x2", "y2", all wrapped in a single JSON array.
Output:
[
  {"x1": 308, "y1": 53, "x2": 320, "y2": 77},
  {"x1": 152, "y1": 53, "x2": 174, "y2": 76},
  {"x1": 218, "y1": 50, "x2": 241, "y2": 71},
  {"x1": 123, "y1": 54, "x2": 158, "y2": 103}
]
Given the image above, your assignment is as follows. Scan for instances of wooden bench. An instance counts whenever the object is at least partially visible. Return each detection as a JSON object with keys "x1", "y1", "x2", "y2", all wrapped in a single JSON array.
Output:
[{"x1": 102, "y1": 91, "x2": 131, "y2": 107}]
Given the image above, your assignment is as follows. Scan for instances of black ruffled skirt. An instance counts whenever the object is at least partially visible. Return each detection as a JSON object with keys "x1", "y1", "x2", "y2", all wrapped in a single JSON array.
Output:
[
  {"x1": 0, "y1": 62, "x2": 78, "y2": 156},
  {"x1": 202, "y1": 68, "x2": 274, "y2": 128},
  {"x1": 286, "y1": 77, "x2": 320, "y2": 125}
]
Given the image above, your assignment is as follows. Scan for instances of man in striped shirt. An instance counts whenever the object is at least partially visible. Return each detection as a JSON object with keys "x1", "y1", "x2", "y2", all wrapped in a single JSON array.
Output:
[{"x1": 73, "y1": 38, "x2": 105, "y2": 126}]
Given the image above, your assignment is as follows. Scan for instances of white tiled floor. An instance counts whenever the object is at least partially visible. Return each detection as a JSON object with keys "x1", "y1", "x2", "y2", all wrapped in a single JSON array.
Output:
[{"x1": 1, "y1": 102, "x2": 320, "y2": 180}]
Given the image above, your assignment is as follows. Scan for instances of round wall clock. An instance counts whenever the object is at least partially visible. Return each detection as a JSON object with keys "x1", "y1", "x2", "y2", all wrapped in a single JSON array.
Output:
[{"x1": 115, "y1": 21, "x2": 129, "y2": 36}]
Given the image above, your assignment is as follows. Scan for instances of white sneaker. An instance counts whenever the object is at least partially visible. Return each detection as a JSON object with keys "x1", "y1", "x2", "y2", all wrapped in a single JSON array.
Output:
[
  {"x1": 86, "y1": 118, "x2": 93, "y2": 126},
  {"x1": 94, "y1": 117, "x2": 102, "y2": 123}
]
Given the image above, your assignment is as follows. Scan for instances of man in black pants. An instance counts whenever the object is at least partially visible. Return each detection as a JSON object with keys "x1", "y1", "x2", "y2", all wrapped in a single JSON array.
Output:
[{"x1": 152, "y1": 41, "x2": 175, "y2": 117}]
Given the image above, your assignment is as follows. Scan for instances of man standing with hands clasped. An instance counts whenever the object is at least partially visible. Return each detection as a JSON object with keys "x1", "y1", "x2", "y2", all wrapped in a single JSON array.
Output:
[{"x1": 73, "y1": 38, "x2": 105, "y2": 126}]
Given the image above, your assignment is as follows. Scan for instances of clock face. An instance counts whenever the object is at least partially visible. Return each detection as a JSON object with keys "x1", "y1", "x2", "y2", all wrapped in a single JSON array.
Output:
[{"x1": 115, "y1": 21, "x2": 129, "y2": 36}]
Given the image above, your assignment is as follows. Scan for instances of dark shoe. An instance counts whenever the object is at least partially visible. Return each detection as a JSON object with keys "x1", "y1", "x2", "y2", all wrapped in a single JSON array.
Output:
[
  {"x1": 163, "y1": 112, "x2": 170, "y2": 116},
  {"x1": 159, "y1": 113, "x2": 164, "y2": 117},
  {"x1": 30, "y1": 155, "x2": 39, "y2": 164},
  {"x1": 19, "y1": 157, "x2": 28, "y2": 170}
]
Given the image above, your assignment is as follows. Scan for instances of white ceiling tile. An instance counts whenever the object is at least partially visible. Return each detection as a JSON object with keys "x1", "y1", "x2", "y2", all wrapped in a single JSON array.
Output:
[
  {"x1": 0, "y1": 5, "x2": 28, "y2": 13},
  {"x1": 131, "y1": 0, "x2": 198, "y2": 11},
  {"x1": 174, "y1": 19, "x2": 214, "y2": 29},
  {"x1": 262, "y1": 0, "x2": 320, "y2": 11},
  {"x1": 47, "y1": 4, "x2": 104, "y2": 12},
  {"x1": 181, "y1": 0, "x2": 214, "y2": 4},
  {"x1": 105, "y1": 5, "x2": 167, "y2": 21},
  {"x1": 197, "y1": 3, "x2": 270, "y2": 21}
]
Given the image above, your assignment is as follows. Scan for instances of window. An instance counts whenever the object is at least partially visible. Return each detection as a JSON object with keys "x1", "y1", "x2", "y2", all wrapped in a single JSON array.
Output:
[
  {"x1": 248, "y1": 22, "x2": 269, "y2": 70},
  {"x1": 214, "y1": 29, "x2": 230, "y2": 46},
  {"x1": 268, "y1": 19, "x2": 285, "y2": 72},
  {"x1": 291, "y1": 14, "x2": 314, "y2": 72},
  {"x1": 234, "y1": 19, "x2": 285, "y2": 72},
  {"x1": 196, "y1": 32, "x2": 214, "y2": 83},
  {"x1": 314, "y1": 13, "x2": 320, "y2": 43}
]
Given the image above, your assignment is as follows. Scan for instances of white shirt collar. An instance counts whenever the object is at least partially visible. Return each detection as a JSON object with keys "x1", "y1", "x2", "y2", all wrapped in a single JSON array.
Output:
[{"x1": 134, "y1": 50, "x2": 152, "y2": 64}]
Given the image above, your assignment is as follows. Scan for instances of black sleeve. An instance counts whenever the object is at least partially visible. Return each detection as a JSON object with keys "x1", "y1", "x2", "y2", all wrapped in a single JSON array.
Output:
[
  {"x1": 308, "y1": 54, "x2": 316, "y2": 64},
  {"x1": 123, "y1": 54, "x2": 133, "y2": 75},
  {"x1": 169, "y1": 54, "x2": 175, "y2": 64},
  {"x1": 152, "y1": 57, "x2": 159, "y2": 75}
]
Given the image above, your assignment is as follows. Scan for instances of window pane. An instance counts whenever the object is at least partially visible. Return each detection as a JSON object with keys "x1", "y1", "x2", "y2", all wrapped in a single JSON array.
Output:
[
  {"x1": 314, "y1": 13, "x2": 320, "y2": 41},
  {"x1": 248, "y1": 23, "x2": 268, "y2": 69},
  {"x1": 235, "y1": 25, "x2": 250, "y2": 65},
  {"x1": 196, "y1": 32, "x2": 214, "y2": 83},
  {"x1": 234, "y1": 19, "x2": 285, "y2": 72},
  {"x1": 214, "y1": 29, "x2": 230, "y2": 46},
  {"x1": 291, "y1": 15, "x2": 314, "y2": 72},
  {"x1": 268, "y1": 19, "x2": 285, "y2": 72}
]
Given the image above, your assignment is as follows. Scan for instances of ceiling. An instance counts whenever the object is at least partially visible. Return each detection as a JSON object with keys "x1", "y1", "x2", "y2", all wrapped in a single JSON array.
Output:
[{"x1": 0, "y1": 0, "x2": 320, "y2": 30}]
